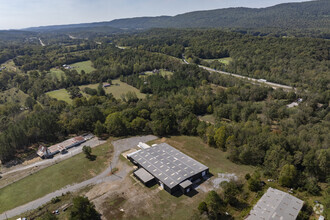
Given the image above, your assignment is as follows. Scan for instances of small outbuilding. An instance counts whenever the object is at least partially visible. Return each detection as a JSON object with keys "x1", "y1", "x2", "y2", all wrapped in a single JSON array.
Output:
[
  {"x1": 37, "y1": 145, "x2": 50, "y2": 158},
  {"x1": 179, "y1": 180, "x2": 193, "y2": 194},
  {"x1": 134, "y1": 168, "x2": 155, "y2": 187}
]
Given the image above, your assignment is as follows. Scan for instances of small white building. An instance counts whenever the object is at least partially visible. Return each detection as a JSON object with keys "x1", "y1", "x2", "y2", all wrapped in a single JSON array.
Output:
[{"x1": 137, "y1": 142, "x2": 151, "y2": 149}]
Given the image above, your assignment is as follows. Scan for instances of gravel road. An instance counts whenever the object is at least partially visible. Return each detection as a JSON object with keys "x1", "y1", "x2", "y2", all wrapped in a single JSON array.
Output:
[
  {"x1": 1, "y1": 138, "x2": 106, "y2": 178},
  {"x1": 0, "y1": 135, "x2": 157, "y2": 219}
]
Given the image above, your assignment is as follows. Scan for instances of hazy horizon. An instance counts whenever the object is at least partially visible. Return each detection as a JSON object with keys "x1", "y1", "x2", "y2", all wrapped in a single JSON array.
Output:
[{"x1": 0, "y1": 0, "x2": 310, "y2": 30}]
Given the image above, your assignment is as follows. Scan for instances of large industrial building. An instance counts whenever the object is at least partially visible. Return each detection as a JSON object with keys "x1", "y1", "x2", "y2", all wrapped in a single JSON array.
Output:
[
  {"x1": 246, "y1": 187, "x2": 304, "y2": 220},
  {"x1": 127, "y1": 143, "x2": 209, "y2": 194}
]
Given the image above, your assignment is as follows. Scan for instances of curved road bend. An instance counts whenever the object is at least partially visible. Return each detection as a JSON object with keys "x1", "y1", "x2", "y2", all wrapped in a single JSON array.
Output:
[{"x1": 0, "y1": 135, "x2": 157, "y2": 219}]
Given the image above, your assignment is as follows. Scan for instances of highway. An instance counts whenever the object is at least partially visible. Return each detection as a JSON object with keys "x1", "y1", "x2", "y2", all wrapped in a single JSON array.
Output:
[{"x1": 182, "y1": 56, "x2": 294, "y2": 91}]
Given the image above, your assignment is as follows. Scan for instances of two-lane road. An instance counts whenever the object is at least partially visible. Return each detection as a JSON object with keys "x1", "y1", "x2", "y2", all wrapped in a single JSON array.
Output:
[{"x1": 182, "y1": 56, "x2": 294, "y2": 91}]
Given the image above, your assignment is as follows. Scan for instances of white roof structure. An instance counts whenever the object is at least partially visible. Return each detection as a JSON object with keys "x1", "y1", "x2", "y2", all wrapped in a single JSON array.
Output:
[
  {"x1": 138, "y1": 142, "x2": 151, "y2": 149},
  {"x1": 246, "y1": 187, "x2": 304, "y2": 220},
  {"x1": 129, "y1": 143, "x2": 208, "y2": 189}
]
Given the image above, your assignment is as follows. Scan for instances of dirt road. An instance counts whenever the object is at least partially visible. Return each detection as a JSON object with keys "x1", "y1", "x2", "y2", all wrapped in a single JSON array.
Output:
[{"x1": 0, "y1": 135, "x2": 157, "y2": 219}]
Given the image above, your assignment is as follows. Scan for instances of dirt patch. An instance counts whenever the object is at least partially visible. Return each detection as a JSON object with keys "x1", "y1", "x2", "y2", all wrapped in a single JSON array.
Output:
[
  {"x1": 196, "y1": 173, "x2": 238, "y2": 193},
  {"x1": 87, "y1": 159, "x2": 205, "y2": 220},
  {"x1": 101, "y1": 195, "x2": 126, "y2": 219},
  {"x1": 22, "y1": 157, "x2": 42, "y2": 166}
]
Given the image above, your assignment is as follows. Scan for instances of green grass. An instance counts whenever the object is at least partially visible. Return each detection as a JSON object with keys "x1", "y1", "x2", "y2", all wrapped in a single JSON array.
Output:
[
  {"x1": 47, "y1": 60, "x2": 95, "y2": 80},
  {"x1": 80, "y1": 79, "x2": 146, "y2": 99},
  {"x1": 46, "y1": 89, "x2": 72, "y2": 104},
  {"x1": 48, "y1": 68, "x2": 66, "y2": 80},
  {"x1": 148, "y1": 136, "x2": 254, "y2": 176},
  {"x1": 47, "y1": 80, "x2": 145, "y2": 104},
  {"x1": 0, "y1": 141, "x2": 113, "y2": 213},
  {"x1": 142, "y1": 69, "x2": 174, "y2": 78},
  {"x1": 199, "y1": 114, "x2": 216, "y2": 124},
  {"x1": 71, "y1": 60, "x2": 95, "y2": 74},
  {"x1": 204, "y1": 57, "x2": 233, "y2": 65},
  {"x1": 1, "y1": 60, "x2": 22, "y2": 73},
  {"x1": 0, "y1": 88, "x2": 31, "y2": 106}
]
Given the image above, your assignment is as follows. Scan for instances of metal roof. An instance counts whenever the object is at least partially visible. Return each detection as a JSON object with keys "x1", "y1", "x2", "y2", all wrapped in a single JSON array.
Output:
[
  {"x1": 129, "y1": 143, "x2": 208, "y2": 189},
  {"x1": 179, "y1": 180, "x2": 192, "y2": 189},
  {"x1": 134, "y1": 168, "x2": 155, "y2": 183},
  {"x1": 247, "y1": 187, "x2": 304, "y2": 220},
  {"x1": 47, "y1": 136, "x2": 85, "y2": 153}
]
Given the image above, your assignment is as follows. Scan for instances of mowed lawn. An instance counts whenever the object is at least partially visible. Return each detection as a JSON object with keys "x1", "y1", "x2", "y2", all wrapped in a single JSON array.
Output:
[
  {"x1": 0, "y1": 141, "x2": 113, "y2": 213},
  {"x1": 143, "y1": 69, "x2": 174, "y2": 78},
  {"x1": 46, "y1": 80, "x2": 145, "y2": 104},
  {"x1": 48, "y1": 68, "x2": 66, "y2": 80},
  {"x1": 46, "y1": 89, "x2": 73, "y2": 104},
  {"x1": 47, "y1": 60, "x2": 95, "y2": 80},
  {"x1": 71, "y1": 60, "x2": 95, "y2": 74},
  {"x1": 148, "y1": 136, "x2": 254, "y2": 176},
  {"x1": 80, "y1": 79, "x2": 146, "y2": 99}
]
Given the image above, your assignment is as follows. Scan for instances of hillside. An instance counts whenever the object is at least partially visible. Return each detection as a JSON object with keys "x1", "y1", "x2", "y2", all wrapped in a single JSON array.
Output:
[
  {"x1": 109, "y1": 0, "x2": 330, "y2": 29},
  {"x1": 0, "y1": 88, "x2": 30, "y2": 106},
  {"x1": 24, "y1": 0, "x2": 329, "y2": 32}
]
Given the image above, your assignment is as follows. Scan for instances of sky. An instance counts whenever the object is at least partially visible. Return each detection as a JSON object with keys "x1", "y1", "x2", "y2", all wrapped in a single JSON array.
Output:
[{"x1": 0, "y1": 0, "x2": 310, "y2": 30}]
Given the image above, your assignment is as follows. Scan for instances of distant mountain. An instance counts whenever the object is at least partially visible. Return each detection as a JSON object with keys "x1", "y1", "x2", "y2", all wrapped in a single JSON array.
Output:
[
  {"x1": 24, "y1": 0, "x2": 329, "y2": 32},
  {"x1": 107, "y1": 0, "x2": 329, "y2": 29}
]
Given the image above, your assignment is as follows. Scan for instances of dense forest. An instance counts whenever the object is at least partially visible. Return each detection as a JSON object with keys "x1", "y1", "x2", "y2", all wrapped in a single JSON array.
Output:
[
  {"x1": 0, "y1": 26, "x2": 329, "y2": 218},
  {"x1": 115, "y1": 29, "x2": 330, "y2": 92}
]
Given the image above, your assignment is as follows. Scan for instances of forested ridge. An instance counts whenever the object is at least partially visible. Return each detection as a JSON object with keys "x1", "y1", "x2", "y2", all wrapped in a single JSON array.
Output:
[
  {"x1": 0, "y1": 27, "x2": 329, "y2": 218},
  {"x1": 115, "y1": 29, "x2": 330, "y2": 92},
  {"x1": 24, "y1": 0, "x2": 330, "y2": 39},
  {"x1": 108, "y1": 0, "x2": 330, "y2": 30}
]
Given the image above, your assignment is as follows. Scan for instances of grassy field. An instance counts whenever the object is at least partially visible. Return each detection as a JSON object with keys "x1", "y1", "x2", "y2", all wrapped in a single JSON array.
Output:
[
  {"x1": 199, "y1": 114, "x2": 216, "y2": 124},
  {"x1": 80, "y1": 79, "x2": 146, "y2": 99},
  {"x1": 204, "y1": 57, "x2": 233, "y2": 65},
  {"x1": 47, "y1": 60, "x2": 95, "y2": 80},
  {"x1": 142, "y1": 69, "x2": 174, "y2": 78},
  {"x1": 71, "y1": 60, "x2": 95, "y2": 74},
  {"x1": 1, "y1": 60, "x2": 22, "y2": 73},
  {"x1": 46, "y1": 80, "x2": 145, "y2": 104},
  {"x1": 46, "y1": 89, "x2": 72, "y2": 104},
  {"x1": 0, "y1": 88, "x2": 30, "y2": 106},
  {"x1": 0, "y1": 140, "x2": 113, "y2": 213},
  {"x1": 48, "y1": 68, "x2": 66, "y2": 80}
]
